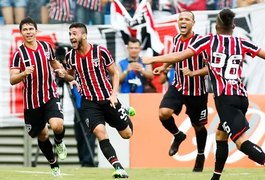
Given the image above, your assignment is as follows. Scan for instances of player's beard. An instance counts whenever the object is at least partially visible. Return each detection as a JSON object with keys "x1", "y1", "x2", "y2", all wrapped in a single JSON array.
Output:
[{"x1": 77, "y1": 39, "x2": 83, "y2": 50}]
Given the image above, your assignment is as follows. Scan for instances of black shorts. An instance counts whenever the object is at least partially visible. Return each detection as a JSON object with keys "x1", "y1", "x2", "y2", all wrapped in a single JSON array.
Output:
[
  {"x1": 80, "y1": 97, "x2": 131, "y2": 132},
  {"x1": 160, "y1": 85, "x2": 208, "y2": 126},
  {"x1": 24, "y1": 98, "x2": 64, "y2": 138},
  {"x1": 215, "y1": 95, "x2": 249, "y2": 142}
]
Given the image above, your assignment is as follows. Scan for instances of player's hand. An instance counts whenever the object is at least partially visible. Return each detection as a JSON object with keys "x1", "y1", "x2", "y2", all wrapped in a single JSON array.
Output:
[
  {"x1": 24, "y1": 65, "x2": 35, "y2": 76},
  {"x1": 153, "y1": 66, "x2": 166, "y2": 75},
  {"x1": 69, "y1": 80, "x2": 80, "y2": 90},
  {"x1": 107, "y1": 94, "x2": 118, "y2": 109},
  {"x1": 182, "y1": 67, "x2": 194, "y2": 77},
  {"x1": 54, "y1": 68, "x2": 66, "y2": 78}
]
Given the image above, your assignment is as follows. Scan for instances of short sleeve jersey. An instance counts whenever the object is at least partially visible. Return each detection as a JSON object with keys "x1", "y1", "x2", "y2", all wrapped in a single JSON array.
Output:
[
  {"x1": 172, "y1": 33, "x2": 208, "y2": 96},
  {"x1": 65, "y1": 44, "x2": 114, "y2": 101},
  {"x1": 189, "y1": 34, "x2": 260, "y2": 97},
  {"x1": 10, "y1": 41, "x2": 58, "y2": 109}
]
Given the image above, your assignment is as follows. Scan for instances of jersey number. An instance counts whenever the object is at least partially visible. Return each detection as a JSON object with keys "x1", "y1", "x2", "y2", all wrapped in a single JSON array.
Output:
[
  {"x1": 211, "y1": 52, "x2": 242, "y2": 79},
  {"x1": 118, "y1": 108, "x2": 128, "y2": 121}
]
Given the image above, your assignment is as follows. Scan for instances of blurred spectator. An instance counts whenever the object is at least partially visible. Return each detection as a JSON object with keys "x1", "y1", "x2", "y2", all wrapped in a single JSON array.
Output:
[
  {"x1": 118, "y1": 37, "x2": 154, "y2": 93},
  {"x1": 151, "y1": 0, "x2": 175, "y2": 19},
  {"x1": 237, "y1": 0, "x2": 263, "y2": 7},
  {"x1": 0, "y1": 0, "x2": 26, "y2": 24},
  {"x1": 0, "y1": 9, "x2": 3, "y2": 24},
  {"x1": 27, "y1": 0, "x2": 49, "y2": 24},
  {"x1": 48, "y1": 0, "x2": 75, "y2": 24},
  {"x1": 173, "y1": 0, "x2": 207, "y2": 12},
  {"x1": 75, "y1": 0, "x2": 109, "y2": 25},
  {"x1": 206, "y1": 0, "x2": 236, "y2": 10},
  {"x1": 121, "y1": 0, "x2": 137, "y2": 17}
]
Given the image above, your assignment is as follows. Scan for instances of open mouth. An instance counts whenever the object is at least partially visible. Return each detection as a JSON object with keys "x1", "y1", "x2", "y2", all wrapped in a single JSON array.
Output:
[
  {"x1": 70, "y1": 40, "x2": 77, "y2": 46},
  {"x1": 180, "y1": 25, "x2": 187, "y2": 32}
]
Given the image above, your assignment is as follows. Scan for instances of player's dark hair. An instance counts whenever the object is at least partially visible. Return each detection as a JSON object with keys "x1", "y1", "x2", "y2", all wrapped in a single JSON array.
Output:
[
  {"x1": 69, "y1": 22, "x2": 87, "y2": 34},
  {"x1": 128, "y1": 37, "x2": 141, "y2": 44},
  {"x1": 217, "y1": 8, "x2": 235, "y2": 30},
  {"x1": 19, "y1": 16, "x2": 37, "y2": 31}
]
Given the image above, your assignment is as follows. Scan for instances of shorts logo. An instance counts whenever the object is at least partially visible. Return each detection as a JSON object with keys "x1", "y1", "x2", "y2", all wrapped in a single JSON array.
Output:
[
  {"x1": 25, "y1": 124, "x2": 32, "y2": 133},
  {"x1": 85, "y1": 118, "x2": 90, "y2": 128}
]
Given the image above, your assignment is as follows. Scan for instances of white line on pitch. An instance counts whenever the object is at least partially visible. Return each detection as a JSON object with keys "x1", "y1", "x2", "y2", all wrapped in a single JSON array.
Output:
[{"x1": 16, "y1": 170, "x2": 73, "y2": 176}]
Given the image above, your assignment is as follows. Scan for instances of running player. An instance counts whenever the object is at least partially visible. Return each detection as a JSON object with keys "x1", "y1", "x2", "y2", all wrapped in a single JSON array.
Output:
[
  {"x1": 9, "y1": 17, "x2": 67, "y2": 176},
  {"x1": 57, "y1": 22, "x2": 133, "y2": 178}
]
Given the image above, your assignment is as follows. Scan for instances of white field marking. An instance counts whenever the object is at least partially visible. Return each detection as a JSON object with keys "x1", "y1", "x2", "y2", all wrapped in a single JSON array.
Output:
[
  {"x1": 165, "y1": 172, "x2": 253, "y2": 176},
  {"x1": 16, "y1": 170, "x2": 73, "y2": 176}
]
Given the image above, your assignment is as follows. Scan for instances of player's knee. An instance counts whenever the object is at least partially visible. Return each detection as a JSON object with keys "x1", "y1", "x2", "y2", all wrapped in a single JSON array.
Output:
[
  {"x1": 38, "y1": 132, "x2": 49, "y2": 141},
  {"x1": 51, "y1": 123, "x2": 64, "y2": 133},
  {"x1": 119, "y1": 128, "x2": 133, "y2": 139},
  {"x1": 216, "y1": 130, "x2": 228, "y2": 141},
  {"x1": 50, "y1": 118, "x2": 64, "y2": 133},
  {"x1": 159, "y1": 108, "x2": 172, "y2": 120},
  {"x1": 235, "y1": 134, "x2": 247, "y2": 149},
  {"x1": 192, "y1": 124, "x2": 205, "y2": 131}
]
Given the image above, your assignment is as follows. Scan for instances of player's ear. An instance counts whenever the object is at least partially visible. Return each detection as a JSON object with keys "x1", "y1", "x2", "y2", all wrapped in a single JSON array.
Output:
[{"x1": 82, "y1": 34, "x2": 86, "y2": 40}]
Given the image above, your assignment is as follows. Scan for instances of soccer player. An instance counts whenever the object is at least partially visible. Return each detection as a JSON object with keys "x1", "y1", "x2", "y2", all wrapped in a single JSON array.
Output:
[
  {"x1": 9, "y1": 17, "x2": 67, "y2": 176},
  {"x1": 58, "y1": 22, "x2": 133, "y2": 178},
  {"x1": 142, "y1": 9, "x2": 265, "y2": 180},
  {"x1": 153, "y1": 11, "x2": 208, "y2": 172}
]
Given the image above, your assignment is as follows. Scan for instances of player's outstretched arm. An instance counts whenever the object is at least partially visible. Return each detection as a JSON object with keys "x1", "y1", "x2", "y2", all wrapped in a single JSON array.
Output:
[
  {"x1": 142, "y1": 48, "x2": 195, "y2": 65},
  {"x1": 257, "y1": 49, "x2": 265, "y2": 60}
]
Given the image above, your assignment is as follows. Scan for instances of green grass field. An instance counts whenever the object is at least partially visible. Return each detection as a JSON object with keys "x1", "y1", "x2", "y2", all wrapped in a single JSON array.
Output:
[{"x1": 0, "y1": 166, "x2": 264, "y2": 180}]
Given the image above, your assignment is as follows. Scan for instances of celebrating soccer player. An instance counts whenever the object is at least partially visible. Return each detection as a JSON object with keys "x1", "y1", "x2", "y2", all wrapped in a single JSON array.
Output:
[
  {"x1": 58, "y1": 23, "x2": 133, "y2": 178},
  {"x1": 9, "y1": 17, "x2": 67, "y2": 176},
  {"x1": 142, "y1": 9, "x2": 265, "y2": 180}
]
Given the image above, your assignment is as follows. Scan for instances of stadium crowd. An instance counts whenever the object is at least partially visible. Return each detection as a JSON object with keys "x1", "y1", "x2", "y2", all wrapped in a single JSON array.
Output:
[{"x1": 0, "y1": 0, "x2": 264, "y2": 25}]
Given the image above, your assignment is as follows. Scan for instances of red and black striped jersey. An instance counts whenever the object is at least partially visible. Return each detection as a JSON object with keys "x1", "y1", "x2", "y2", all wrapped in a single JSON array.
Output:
[
  {"x1": 48, "y1": 0, "x2": 74, "y2": 22},
  {"x1": 10, "y1": 41, "x2": 58, "y2": 109},
  {"x1": 172, "y1": 33, "x2": 208, "y2": 96},
  {"x1": 65, "y1": 44, "x2": 114, "y2": 101},
  {"x1": 189, "y1": 34, "x2": 260, "y2": 97},
  {"x1": 76, "y1": 0, "x2": 102, "y2": 11}
]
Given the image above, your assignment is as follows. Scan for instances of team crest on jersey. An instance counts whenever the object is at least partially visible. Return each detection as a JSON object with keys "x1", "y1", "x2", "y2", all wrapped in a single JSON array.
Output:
[
  {"x1": 45, "y1": 50, "x2": 50, "y2": 60},
  {"x1": 92, "y1": 58, "x2": 100, "y2": 67},
  {"x1": 25, "y1": 124, "x2": 32, "y2": 133}
]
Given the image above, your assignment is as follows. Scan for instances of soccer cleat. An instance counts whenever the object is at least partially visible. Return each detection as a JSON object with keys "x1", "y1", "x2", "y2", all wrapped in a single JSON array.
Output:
[
  {"x1": 169, "y1": 131, "x2": 186, "y2": 156},
  {"x1": 55, "y1": 141, "x2": 67, "y2": 160},
  {"x1": 112, "y1": 168, "x2": 129, "y2": 178},
  {"x1": 51, "y1": 167, "x2": 61, "y2": 176},
  {"x1": 192, "y1": 154, "x2": 205, "y2": 172}
]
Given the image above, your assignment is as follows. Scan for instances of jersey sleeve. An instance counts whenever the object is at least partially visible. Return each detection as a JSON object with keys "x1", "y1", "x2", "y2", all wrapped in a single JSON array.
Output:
[
  {"x1": 10, "y1": 50, "x2": 21, "y2": 69},
  {"x1": 189, "y1": 35, "x2": 211, "y2": 56},
  {"x1": 48, "y1": 43, "x2": 56, "y2": 61},
  {"x1": 100, "y1": 46, "x2": 114, "y2": 67},
  {"x1": 241, "y1": 38, "x2": 261, "y2": 58}
]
